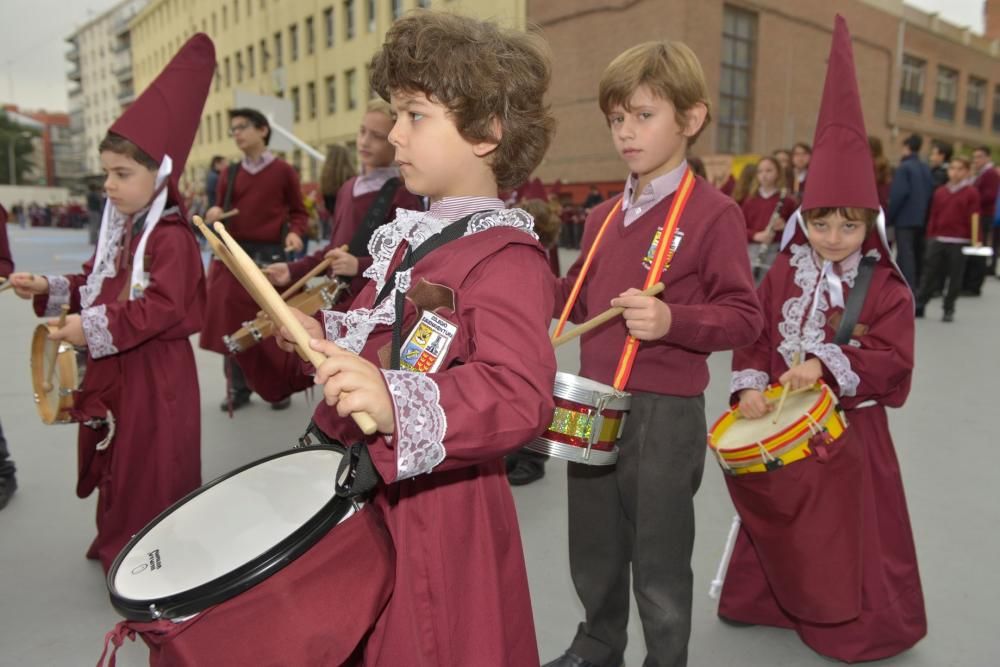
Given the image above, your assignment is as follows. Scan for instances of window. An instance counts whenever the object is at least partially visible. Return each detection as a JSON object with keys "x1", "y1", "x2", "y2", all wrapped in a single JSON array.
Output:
[
  {"x1": 324, "y1": 7, "x2": 334, "y2": 48},
  {"x1": 274, "y1": 32, "x2": 283, "y2": 67},
  {"x1": 233, "y1": 0, "x2": 239, "y2": 23},
  {"x1": 965, "y1": 77, "x2": 986, "y2": 127},
  {"x1": 390, "y1": 0, "x2": 402, "y2": 20},
  {"x1": 993, "y1": 85, "x2": 1000, "y2": 134},
  {"x1": 416, "y1": 0, "x2": 429, "y2": 8},
  {"x1": 899, "y1": 55, "x2": 925, "y2": 114},
  {"x1": 205, "y1": 115, "x2": 212, "y2": 143},
  {"x1": 215, "y1": 112, "x2": 222, "y2": 142},
  {"x1": 346, "y1": 68, "x2": 357, "y2": 110},
  {"x1": 934, "y1": 66, "x2": 958, "y2": 121},
  {"x1": 291, "y1": 85, "x2": 301, "y2": 122},
  {"x1": 325, "y1": 75, "x2": 337, "y2": 114},
  {"x1": 260, "y1": 39, "x2": 269, "y2": 72},
  {"x1": 305, "y1": 17, "x2": 315, "y2": 55},
  {"x1": 224, "y1": 56, "x2": 231, "y2": 86},
  {"x1": 290, "y1": 24, "x2": 299, "y2": 62},
  {"x1": 718, "y1": 5, "x2": 756, "y2": 154},
  {"x1": 247, "y1": 0, "x2": 251, "y2": 17},
  {"x1": 307, "y1": 81, "x2": 317, "y2": 119},
  {"x1": 214, "y1": 65, "x2": 221, "y2": 91},
  {"x1": 222, "y1": 6, "x2": 227, "y2": 29},
  {"x1": 345, "y1": 0, "x2": 355, "y2": 40},
  {"x1": 211, "y1": 12, "x2": 217, "y2": 34},
  {"x1": 248, "y1": 45, "x2": 255, "y2": 78},
  {"x1": 367, "y1": 0, "x2": 376, "y2": 32},
  {"x1": 366, "y1": 64, "x2": 377, "y2": 99},
  {"x1": 236, "y1": 52, "x2": 244, "y2": 83}
]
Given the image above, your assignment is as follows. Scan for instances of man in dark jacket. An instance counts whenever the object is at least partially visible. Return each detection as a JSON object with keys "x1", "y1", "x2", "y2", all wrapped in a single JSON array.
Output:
[
  {"x1": 888, "y1": 133, "x2": 934, "y2": 291},
  {"x1": 928, "y1": 140, "x2": 952, "y2": 189}
]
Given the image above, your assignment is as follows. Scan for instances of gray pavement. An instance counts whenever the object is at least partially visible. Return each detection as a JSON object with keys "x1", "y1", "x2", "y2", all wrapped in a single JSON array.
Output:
[{"x1": 1, "y1": 226, "x2": 998, "y2": 666}]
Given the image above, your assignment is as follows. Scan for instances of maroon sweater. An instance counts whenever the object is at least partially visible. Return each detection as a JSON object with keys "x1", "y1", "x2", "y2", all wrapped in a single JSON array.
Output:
[
  {"x1": 926, "y1": 185, "x2": 979, "y2": 240},
  {"x1": 0, "y1": 205, "x2": 12, "y2": 277},
  {"x1": 555, "y1": 178, "x2": 763, "y2": 396},
  {"x1": 214, "y1": 159, "x2": 309, "y2": 243},
  {"x1": 740, "y1": 191, "x2": 796, "y2": 241}
]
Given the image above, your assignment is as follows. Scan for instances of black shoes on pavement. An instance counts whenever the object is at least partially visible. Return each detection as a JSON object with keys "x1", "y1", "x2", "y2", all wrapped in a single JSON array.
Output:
[{"x1": 0, "y1": 476, "x2": 17, "y2": 511}]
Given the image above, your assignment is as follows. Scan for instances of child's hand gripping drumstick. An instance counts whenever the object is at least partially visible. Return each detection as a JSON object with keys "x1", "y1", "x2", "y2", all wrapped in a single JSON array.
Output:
[
  {"x1": 552, "y1": 283, "x2": 665, "y2": 347},
  {"x1": 210, "y1": 221, "x2": 379, "y2": 435}
]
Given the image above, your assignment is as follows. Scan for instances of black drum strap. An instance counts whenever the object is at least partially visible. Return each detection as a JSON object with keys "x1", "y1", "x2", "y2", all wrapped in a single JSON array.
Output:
[
  {"x1": 346, "y1": 177, "x2": 402, "y2": 257},
  {"x1": 834, "y1": 256, "x2": 877, "y2": 345},
  {"x1": 222, "y1": 161, "x2": 240, "y2": 215},
  {"x1": 335, "y1": 443, "x2": 380, "y2": 499}
]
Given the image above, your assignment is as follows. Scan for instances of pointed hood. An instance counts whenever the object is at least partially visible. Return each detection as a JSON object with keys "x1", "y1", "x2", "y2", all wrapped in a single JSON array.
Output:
[{"x1": 108, "y1": 33, "x2": 216, "y2": 208}]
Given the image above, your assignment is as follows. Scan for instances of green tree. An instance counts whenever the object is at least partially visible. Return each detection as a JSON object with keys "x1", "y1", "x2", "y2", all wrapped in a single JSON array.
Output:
[{"x1": 0, "y1": 111, "x2": 40, "y2": 185}]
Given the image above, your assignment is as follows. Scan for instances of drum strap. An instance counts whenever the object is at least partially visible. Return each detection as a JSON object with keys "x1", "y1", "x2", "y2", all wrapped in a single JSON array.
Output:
[
  {"x1": 833, "y1": 256, "x2": 877, "y2": 345},
  {"x1": 346, "y1": 177, "x2": 402, "y2": 258},
  {"x1": 222, "y1": 161, "x2": 240, "y2": 214}
]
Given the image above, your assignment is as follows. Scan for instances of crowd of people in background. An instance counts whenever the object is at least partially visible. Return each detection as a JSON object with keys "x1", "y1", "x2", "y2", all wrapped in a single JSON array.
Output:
[{"x1": 3, "y1": 201, "x2": 88, "y2": 229}]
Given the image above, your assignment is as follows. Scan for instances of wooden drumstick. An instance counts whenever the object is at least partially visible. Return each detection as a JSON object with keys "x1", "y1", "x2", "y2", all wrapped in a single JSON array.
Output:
[
  {"x1": 771, "y1": 350, "x2": 801, "y2": 424},
  {"x1": 44, "y1": 304, "x2": 70, "y2": 392},
  {"x1": 279, "y1": 254, "x2": 336, "y2": 300},
  {"x1": 551, "y1": 282, "x2": 665, "y2": 347},
  {"x1": 212, "y1": 222, "x2": 378, "y2": 435},
  {"x1": 0, "y1": 277, "x2": 12, "y2": 293},
  {"x1": 218, "y1": 208, "x2": 240, "y2": 221}
]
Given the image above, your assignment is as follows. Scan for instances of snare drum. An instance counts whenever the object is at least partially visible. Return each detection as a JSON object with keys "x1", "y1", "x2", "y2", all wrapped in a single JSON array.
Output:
[
  {"x1": 223, "y1": 278, "x2": 343, "y2": 354},
  {"x1": 708, "y1": 382, "x2": 847, "y2": 475},
  {"x1": 30, "y1": 323, "x2": 86, "y2": 424},
  {"x1": 526, "y1": 372, "x2": 630, "y2": 465}
]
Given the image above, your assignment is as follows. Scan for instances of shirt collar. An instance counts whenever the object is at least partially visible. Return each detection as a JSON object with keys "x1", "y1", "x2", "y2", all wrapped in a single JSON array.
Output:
[
  {"x1": 242, "y1": 150, "x2": 276, "y2": 175},
  {"x1": 353, "y1": 165, "x2": 400, "y2": 196},
  {"x1": 428, "y1": 196, "x2": 506, "y2": 222},
  {"x1": 621, "y1": 160, "x2": 688, "y2": 213}
]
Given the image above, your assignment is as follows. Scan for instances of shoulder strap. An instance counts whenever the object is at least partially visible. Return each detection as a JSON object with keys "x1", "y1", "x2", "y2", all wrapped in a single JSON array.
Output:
[
  {"x1": 834, "y1": 256, "x2": 877, "y2": 345},
  {"x1": 347, "y1": 177, "x2": 402, "y2": 257},
  {"x1": 222, "y1": 162, "x2": 240, "y2": 213}
]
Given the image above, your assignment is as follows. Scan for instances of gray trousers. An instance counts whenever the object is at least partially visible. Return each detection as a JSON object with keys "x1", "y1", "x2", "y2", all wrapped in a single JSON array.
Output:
[{"x1": 567, "y1": 392, "x2": 706, "y2": 667}]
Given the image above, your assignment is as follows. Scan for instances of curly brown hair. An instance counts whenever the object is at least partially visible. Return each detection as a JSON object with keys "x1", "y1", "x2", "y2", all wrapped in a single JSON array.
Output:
[{"x1": 369, "y1": 11, "x2": 555, "y2": 190}]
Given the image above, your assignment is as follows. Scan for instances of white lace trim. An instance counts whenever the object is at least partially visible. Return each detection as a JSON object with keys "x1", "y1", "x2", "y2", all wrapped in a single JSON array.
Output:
[
  {"x1": 44, "y1": 275, "x2": 71, "y2": 316},
  {"x1": 322, "y1": 292, "x2": 400, "y2": 355},
  {"x1": 466, "y1": 208, "x2": 538, "y2": 240},
  {"x1": 364, "y1": 209, "x2": 447, "y2": 295},
  {"x1": 730, "y1": 369, "x2": 770, "y2": 395},
  {"x1": 81, "y1": 304, "x2": 118, "y2": 359},
  {"x1": 382, "y1": 370, "x2": 447, "y2": 479},
  {"x1": 80, "y1": 216, "x2": 126, "y2": 309},
  {"x1": 777, "y1": 244, "x2": 861, "y2": 397}
]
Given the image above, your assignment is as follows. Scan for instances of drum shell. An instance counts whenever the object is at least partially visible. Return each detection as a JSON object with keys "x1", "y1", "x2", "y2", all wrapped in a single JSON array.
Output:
[
  {"x1": 30, "y1": 324, "x2": 85, "y2": 425},
  {"x1": 223, "y1": 279, "x2": 339, "y2": 354}
]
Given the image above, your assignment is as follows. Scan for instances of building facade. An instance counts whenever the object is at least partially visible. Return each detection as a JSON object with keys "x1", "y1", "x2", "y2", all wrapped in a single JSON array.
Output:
[
  {"x1": 128, "y1": 0, "x2": 524, "y2": 193},
  {"x1": 528, "y1": 0, "x2": 1000, "y2": 184},
  {"x1": 65, "y1": 0, "x2": 150, "y2": 176},
  {"x1": 1, "y1": 106, "x2": 75, "y2": 188}
]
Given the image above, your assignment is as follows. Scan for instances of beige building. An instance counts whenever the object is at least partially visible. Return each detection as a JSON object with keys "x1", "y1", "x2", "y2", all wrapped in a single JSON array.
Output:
[
  {"x1": 529, "y1": 0, "x2": 1000, "y2": 185},
  {"x1": 128, "y1": 0, "x2": 524, "y2": 192},
  {"x1": 65, "y1": 0, "x2": 149, "y2": 176}
]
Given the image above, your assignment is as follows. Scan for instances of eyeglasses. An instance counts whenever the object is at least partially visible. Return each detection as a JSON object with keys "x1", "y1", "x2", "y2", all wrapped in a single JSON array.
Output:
[{"x1": 228, "y1": 123, "x2": 252, "y2": 137}]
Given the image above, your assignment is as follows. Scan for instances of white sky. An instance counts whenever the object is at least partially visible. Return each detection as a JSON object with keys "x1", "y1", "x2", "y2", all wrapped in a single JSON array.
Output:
[{"x1": 0, "y1": 0, "x2": 989, "y2": 113}]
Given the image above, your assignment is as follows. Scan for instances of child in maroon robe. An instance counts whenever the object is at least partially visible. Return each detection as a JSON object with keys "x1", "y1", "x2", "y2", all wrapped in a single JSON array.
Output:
[
  {"x1": 719, "y1": 16, "x2": 926, "y2": 663},
  {"x1": 741, "y1": 155, "x2": 796, "y2": 280},
  {"x1": 546, "y1": 41, "x2": 763, "y2": 667},
  {"x1": 8, "y1": 35, "x2": 213, "y2": 572},
  {"x1": 265, "y1": 13, "x2": 557, "y2": 666}
]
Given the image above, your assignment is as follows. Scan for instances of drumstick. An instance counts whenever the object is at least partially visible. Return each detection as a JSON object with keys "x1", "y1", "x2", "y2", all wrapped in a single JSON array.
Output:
[
  {"x1": 771, "y1": 350, "x2": 801, "y2": 424},
  {"x1": 44, "y1": 304, "x2": 70, "y2": 392},
  {"x1": 218, "y1": 208, "x2": 240, "y2": 221},
  {"x1": 212, "y1": 222, "x2": 378, "y2": 435},
  {"x1": 0, "y1": 277, "x2": 12, "y2": 293},
  {"x1": 551, "y1": 282, "x2": 665, "y2": 347},
  {"x1": 279, "y1": 254, "x2": 337, "y2": 300}
]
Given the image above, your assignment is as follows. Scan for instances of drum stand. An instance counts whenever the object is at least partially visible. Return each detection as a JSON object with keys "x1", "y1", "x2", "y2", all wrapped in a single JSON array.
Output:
[{"x1": 708, "y1": 514, "x2": 742, "y2": 599}]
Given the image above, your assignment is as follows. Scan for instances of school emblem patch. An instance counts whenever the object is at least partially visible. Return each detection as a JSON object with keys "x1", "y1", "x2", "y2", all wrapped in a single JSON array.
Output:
[
  {"x1": 399, "y1": 311, "x2": 458, "y2": 373},
  {"x1": 641, "y1": 229, "x2": 684, "y2": 271}
]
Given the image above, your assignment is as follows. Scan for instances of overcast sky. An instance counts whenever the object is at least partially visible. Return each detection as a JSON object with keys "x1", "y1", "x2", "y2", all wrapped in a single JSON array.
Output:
[{"x1": 0, "y1": 0, "x2": 989, "y2": 113}]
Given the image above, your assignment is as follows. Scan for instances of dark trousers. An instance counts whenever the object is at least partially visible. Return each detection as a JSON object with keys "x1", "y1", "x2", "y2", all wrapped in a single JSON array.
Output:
[
  {"x1": 223, "y1": 356, "x2": 251, "y2": 397},
  {"x1": 917, "y1": 240, "x2": 966, "y2": 313},
  {"x1": 0, "y1": 419, "x2": 15, "y2": 479},
  {"x1": 567, "y1": 393, "x2": 706, "y2": 667},
  {"x1": 962, "y1": 256, "x2": 988, "y2": 294},
  {"x1": 894, "y1": 227, "x2": 924, "y2": 292}
]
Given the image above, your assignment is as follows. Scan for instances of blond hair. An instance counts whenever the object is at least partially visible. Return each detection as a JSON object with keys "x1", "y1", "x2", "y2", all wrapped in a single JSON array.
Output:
[
  {"x1": 365, "y1": 98, "x2": 393, "y2": 119},
  {"x1": 599, "y1": 41, "x2": 712, "y2": 145}
]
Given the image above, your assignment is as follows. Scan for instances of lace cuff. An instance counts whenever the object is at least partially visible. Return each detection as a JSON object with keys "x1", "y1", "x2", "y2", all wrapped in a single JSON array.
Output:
[
  {"x1": 809, "y1": 343, "x2": 860, "y2": 397},
  {"x1": 81, "y1": 305, "x2": 119, "y2": 359},
  {"x1": 730, "y1": 369, "x2": 770, "y2": 395},
  {"x1": 381, "y1": 370, "x2": 447, "y2": 480},
  {"x1": 44, "y1": 275, "x2": 71, "y2": 316}
]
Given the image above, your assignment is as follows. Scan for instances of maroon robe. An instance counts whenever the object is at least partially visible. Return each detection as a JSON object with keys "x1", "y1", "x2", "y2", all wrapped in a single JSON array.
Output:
[
  {"x1": 199, "y1": 158, "x2": 308, "y2": 355},
  {"x1": 720, "y1": 243, "x2": 926, "y2": 662},
  {"x1": 740, "y1": 191, "x2": 796, "y2": 242},
  {"x1": 311, "y1": 210, "x2": 556, "y2": 665},
  {"x1": 34, "y1": 212, "x2": 204, "y2": 572},
  {"x1": 0, "y1": 204, "x2": 12, "y2": 276}
]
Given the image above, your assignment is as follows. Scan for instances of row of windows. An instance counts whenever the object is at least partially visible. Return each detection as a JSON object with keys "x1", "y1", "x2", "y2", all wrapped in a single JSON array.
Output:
[{"x1": 900, "y1": 54, "x2": 999, "y2": 132}]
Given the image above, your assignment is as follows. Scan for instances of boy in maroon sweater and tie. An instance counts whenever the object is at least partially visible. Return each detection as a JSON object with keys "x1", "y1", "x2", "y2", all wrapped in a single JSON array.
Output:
[
  {"x1": 915, "y1": 156, "x2": 981, "y2": 321},
  {"x1": 545, "y1": 42, "x2": 763, "y2": 667}
]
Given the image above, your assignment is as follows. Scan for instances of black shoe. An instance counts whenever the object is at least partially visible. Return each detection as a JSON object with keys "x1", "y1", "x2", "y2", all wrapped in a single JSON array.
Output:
[
  {"x1": 219, "y1": 392, "x2": 252, "y2": 412},
  {"x1": 507, "y1": 459, "x2": 545, "y2": 486},
  {"x1": 914, "y1": 305, "x2": 925, "y2": 318},
  {"x1": 960, "y1": 289, "x2": 981, "y2": 297},
  {"x1": 270, "y1": 397, "x2": 291, "y2": 410},
  {"x1": 0, "y1": 476, "x2": 17, "y2": 511},
  {"x1": 942, "y1": 311, "x2": 954, "y2": 322},
  {"x1": 542, "y1": 652, "x2": 603, "y2": 667}
]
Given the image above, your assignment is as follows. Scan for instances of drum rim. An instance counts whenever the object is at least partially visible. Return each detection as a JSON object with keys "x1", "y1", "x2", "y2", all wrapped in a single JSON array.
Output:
[
  {"x1": 553, "y1": 371, "x2": 631, "y2": 411},
  {"x1": 707, "y1": 382, "x2": 830, "y2": 452},
  {"x1": 106, "y1": 445, "x2": 352, "y2": 622}
]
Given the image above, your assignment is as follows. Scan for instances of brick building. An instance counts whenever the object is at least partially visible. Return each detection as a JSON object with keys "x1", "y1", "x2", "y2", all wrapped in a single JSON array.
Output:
[{"x1": 529, "y1": 0, "x2": 1000, "y2": 185}]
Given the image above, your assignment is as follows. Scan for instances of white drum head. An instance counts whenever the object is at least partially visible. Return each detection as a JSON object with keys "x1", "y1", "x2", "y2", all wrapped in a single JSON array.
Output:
[{"x1": 717, "y1": 391, "x2": 818, "y2": 450}]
